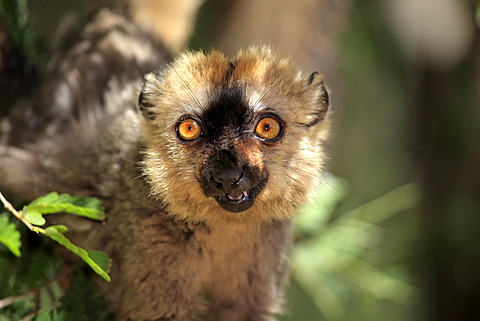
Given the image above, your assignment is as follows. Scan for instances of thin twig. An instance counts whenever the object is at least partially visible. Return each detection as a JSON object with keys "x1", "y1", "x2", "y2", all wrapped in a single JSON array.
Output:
[
  {"x1": 0, "y1": 292, "x2": 34, "y2": 309},
  {"x1": 0, "y1": 191, "x2": 44, "y2": 233},
  {"x1": 0, "y1": 276, "x2": 64, "y2": 310}
]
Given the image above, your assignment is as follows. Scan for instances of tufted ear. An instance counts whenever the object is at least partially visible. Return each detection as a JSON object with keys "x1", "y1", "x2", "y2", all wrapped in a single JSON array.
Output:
[
  {"x1": 138, "y1": 72, "x2": 161, "y2": 121},
  {"x1": 305, "y1": 71, "x2": 330, "y2": 127}
]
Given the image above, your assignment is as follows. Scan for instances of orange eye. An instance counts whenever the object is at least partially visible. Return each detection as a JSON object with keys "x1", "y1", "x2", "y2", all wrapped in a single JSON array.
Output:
[
  {"x1": 177, "y1": 118, "x2": 202, "y2": 141},
  {"x1": 255, "y1": 117, "x2": 282, "y2": 141}
]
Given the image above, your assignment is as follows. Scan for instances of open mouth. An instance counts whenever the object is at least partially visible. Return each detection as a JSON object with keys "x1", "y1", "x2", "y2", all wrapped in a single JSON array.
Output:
[
  {"x1": 225, "y1": 190, "x2": 250, "y2": 202},
  {"x1": 214, "y1": 179, "x2": 267, "y2": 213}
]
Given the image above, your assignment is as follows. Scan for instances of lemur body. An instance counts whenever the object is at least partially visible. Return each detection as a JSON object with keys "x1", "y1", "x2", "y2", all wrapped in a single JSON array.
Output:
[{"x1": 0, "y1": 8, "x2": 331, "y2": 321}]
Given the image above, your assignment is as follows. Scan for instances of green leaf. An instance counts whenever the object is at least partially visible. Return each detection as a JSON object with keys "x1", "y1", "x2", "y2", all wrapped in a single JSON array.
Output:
[
  {"x1": 23, "y1": 206, "x2": 46, "y2": 226},
  {"x1": 27, "y1": 192, "x2": 105, "y2": 221},
  {"x1": 0, "y1": 214, "x2": 22, "y2": 257},
  {"x1": 86, "y1": 250, "x2": 111, "y2": 275},
  {"x1": 45, "y1": 225, "x2": 111, "y2": 282},
  {"x1": 32, "y1": 311, "x2": 56, "y2": 321},
  {"x1": 28, "y1": 192, "x2": 59, "y2": 206},
  {"x1": 50, "y1": 224, "x2": 68, "y2": 233}
]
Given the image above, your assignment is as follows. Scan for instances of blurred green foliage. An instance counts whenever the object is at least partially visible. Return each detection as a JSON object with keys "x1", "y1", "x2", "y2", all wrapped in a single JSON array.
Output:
[{"x1": 280, "y1": 176, "x2": 420, "y2": 321}]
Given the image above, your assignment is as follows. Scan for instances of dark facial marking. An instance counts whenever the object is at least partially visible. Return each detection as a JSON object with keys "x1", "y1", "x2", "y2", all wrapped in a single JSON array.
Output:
[
  {"x1": 201, "y1": 85, "x2": 252, "y2": 142},
  {"x1": 195, "y1": 73, "x2": 269, "y2": 212}
]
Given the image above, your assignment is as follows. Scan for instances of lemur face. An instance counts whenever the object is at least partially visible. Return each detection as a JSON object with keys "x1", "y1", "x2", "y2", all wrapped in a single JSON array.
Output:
[
  {"x1": 139, "y1": 47, "x2": 330, "y2": 223},
  {"x1": 175, "y1": 84, "x2": 274, "y2": 213}
]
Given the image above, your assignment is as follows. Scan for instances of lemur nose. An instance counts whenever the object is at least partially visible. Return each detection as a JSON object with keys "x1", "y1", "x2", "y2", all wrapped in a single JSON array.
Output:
[{"x1": 211, "y1": 168, "x2": 243, "y2": 191}]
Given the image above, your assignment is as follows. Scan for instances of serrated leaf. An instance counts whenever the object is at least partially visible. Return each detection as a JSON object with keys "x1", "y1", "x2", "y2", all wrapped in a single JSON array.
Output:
[
  {"x1": 28, "y1": 192, "x2": 59, "y2": 206},
  {"x1": 44, "y1": 225, "x2": 111, "y2": 282},
  {"x1": 69, "y1": 195, "x2": 103, "y2": 211},
  {"x1": 28, "y1": 203, "x2": 104, "y2": 220},
  {"x1": 86, "y1": 250, "x2": 111, "y2": 275},
  {"x1": 0, "y1": 214, "x2": 22, "y2": 257},
  {"x1": 27, "y1": 192, "x2": 105, "y2": 221},
  {"x1": 23, "y1": 206, "x2": 46, "y2": 226},
  {"x1": 48, "y1": 224, "x2": 68, "y2": 233}
]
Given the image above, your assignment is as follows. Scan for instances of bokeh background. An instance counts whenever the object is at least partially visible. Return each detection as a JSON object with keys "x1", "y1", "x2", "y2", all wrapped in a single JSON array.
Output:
[{"x1": 1, "y1": 0, "x2": 479, "y2": 320}]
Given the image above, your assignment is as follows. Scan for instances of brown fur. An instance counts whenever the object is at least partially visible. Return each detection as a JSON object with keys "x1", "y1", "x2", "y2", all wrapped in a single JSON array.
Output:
[{"x1": 0, "y1": 8, "x2": 331, "y2": 321}]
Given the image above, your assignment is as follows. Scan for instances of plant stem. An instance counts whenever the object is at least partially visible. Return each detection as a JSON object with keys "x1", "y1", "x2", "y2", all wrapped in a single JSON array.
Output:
[
  {"x1": 0, "y1": 191, "x2": 45, "y2": 233},
  {"x1": 0, "y1": 292, "x2": 34, "y2": 309}
]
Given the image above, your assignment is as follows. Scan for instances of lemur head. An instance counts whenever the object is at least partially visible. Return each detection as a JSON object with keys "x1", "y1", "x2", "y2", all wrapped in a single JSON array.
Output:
[{"x1": 139, "y1": 46, "x2": 331, "y2": 224}]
